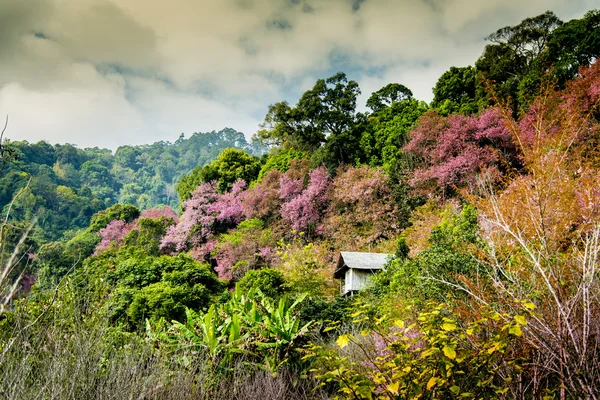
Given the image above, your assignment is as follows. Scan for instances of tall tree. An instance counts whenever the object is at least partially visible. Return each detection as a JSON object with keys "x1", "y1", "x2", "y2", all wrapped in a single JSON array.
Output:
[
  {"x1": 476, "y1": 11, "x2": 563, "y2": 109},
  {"x1": 431, "y1": 66, "x2": 480, "y2": 115},
  {"x1": 255, "y1": 72, "x2": 361, "y2": 155}
]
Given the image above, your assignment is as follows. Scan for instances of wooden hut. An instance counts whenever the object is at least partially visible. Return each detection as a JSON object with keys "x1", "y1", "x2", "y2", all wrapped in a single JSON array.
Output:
[{"x1": 333, "y1": 251, "x2": 392, "y2": 296}]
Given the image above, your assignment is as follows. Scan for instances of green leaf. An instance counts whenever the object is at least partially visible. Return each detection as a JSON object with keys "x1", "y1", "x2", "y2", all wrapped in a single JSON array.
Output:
[
  {"x1": 443, "y1": 344, "x2": 457, "y2": 359},
  {"x1": 514, "y1": 315, "x2": 527, "y2": 326},
  {"x1": 509, "y1": 324, "x2": 522, "y2": 337},
  {"x1": 442, "y1": 322, "x2": 457, "y2": 331},
  {"x1": 337, "y1": 335, "x2": 351, "y2": 349}
]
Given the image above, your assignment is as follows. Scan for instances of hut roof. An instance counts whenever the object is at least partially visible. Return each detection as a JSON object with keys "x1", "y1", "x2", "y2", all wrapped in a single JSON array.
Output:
[{"x1": 333, "y1": 251, "x2": 393, "y2": 279}]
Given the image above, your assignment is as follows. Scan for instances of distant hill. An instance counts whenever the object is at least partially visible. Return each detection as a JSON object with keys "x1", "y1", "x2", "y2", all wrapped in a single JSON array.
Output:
[{"x1": 0, "y1": 127, "x2": 265, "y2": 242}]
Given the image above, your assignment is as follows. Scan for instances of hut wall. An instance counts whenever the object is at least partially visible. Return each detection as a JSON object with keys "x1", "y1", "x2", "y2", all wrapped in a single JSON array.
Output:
[{"x1": 344, "y1": 269, "x2": 374, "y2": 293}]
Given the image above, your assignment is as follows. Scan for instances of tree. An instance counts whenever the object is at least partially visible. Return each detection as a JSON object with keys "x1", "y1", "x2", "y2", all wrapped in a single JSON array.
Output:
[
  {"x1": 366, "y1": 83, "x2": 413, "y2": 112},
  {"x1": 176, "y1": 164, "x2": 218, "y2": 202},
  {"x1": 176, "y1": 148, "x2": 260, "y2": 200},
  {"x1": 237, "y1": 268, "x2": 287, "y2": 300},
  {"x1": 88, "y1": 204, "x2": 140, "y2": 232},
  {"x1": 211, "y1": 148, "x2": 261, "y2": 193},
  {"x1": 256, "y1": 72, "x2": 361, "y2": 155},
  {"x1": 431, "y1": 66, "x2": 480, "y2": 115},
  {"x1": 476, "y1": 11, "x2": 563, "y2": 110},
  {"x1": 161, "y1": 182, "x2": 220, "y2": 252},
  {"x1": 404, "y1": 108, "x2": 517, "y2": 194},
  {"x1": 360, "y1": 95, "x2": 428, "y2": 169},
  {"x1": 323, "y1": 165, "x2": 403, "y2": 249},
  {"x1": 256, "y1": 101, "x2": 324, "y2": 152},
  {"x1": 469, "y1": 68, "x2": 600, "y2": 396},
  {"x1": 280, "y1": 166, "x2": 330, "y2": 234},
  {"x1": 114, "y1": 146, "x2": 142, "y2": 171},
  {"x1": 105, "y1": 253, "x2": 224, "y2": 329},
  {"x1": 545, "y1": 10, "x2": 600, "y2": 83},
  {"x1": 256, "y1": 148, "x2": 307, "y2": 182}
]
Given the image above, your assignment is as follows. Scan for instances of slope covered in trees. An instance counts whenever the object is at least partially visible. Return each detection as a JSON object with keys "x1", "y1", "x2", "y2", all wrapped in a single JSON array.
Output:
[
  {"x1": 0, "y1": 127, "x2": 264, "y2": 243},
  {"x1": 1, "y1": 9, "x2": 600, "y2": 400}
]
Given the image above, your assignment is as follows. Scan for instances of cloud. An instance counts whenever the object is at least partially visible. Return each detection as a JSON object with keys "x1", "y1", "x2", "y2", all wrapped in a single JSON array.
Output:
[{"x1": 0, "y1": 0, "x2": 594, "y2": 149}]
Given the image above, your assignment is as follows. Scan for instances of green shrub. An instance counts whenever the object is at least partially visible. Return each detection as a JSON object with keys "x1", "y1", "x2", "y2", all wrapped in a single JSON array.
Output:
[
  {"x1": 256, "y1": 148, "x2": 307, "y2": 182},
  {"x1": 308, "y1": 302, "x2": 530, "y2": 399},
  {"x1": 127, "y1": 281, "x2": 210, "y2": 324},
  {"x1": 237, "y1": 268, "x2": 287, "y2": 299}
]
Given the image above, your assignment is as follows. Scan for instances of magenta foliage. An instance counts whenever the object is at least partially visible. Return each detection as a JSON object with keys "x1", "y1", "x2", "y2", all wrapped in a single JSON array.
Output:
[
  {"x1": 242, "y1": 170, "x2": 282, "y2": 220},
  {"x1": 563, "y1": 61, "x2": 600, "y2": 113},
  {"x1": 191, "y1": 240, "x2": 216, "y2": 264},
  {"x1": 96, "y1": 220, "x2": 134, "y2": 254},
  {"x1": 279, "y1": 173, "x2": 304, "y2": 200},
  {"x1": 209, "y1": 180, "x2": 246, "y2": 225},
  {"x1": 280, "y1": 166, "x2": 330, "y2": 232},
  {"x1": 405, "y1": 108, "x2": 515, "y2": 189},
  {"x1": 213, "y1": 238, "x2": 256, "y2": 281},
  {"x1": 161, "y1": 182, "x2": 219, "y2": 252},
  {"x1": 94, "y1": 206, "x2": 179, "y2": 254}
]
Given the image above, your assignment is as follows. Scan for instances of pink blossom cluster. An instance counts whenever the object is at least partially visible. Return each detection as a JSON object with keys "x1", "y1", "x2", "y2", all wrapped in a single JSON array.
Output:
[
  {"x1": 280, "y1": 167, "x2": 330, "y2": 232},
  {"x1": 139, "y1": 206, "x2": 179, "y2": 223},
  {"x1": 241, "y1": 170, "x2": 282, "y2": 220},
  {"x1": 161, "y1": 181, "x2": 248, "y2": 252},
  {"x1": 95, "y1": 219, "x2": 134, "y2": 254},
  {"x1": 161, "y1": 182, "x2": 220, "y2": 252},
  {"x1": 563, "y1": 61, "x2": 600, "y2": 113},
  {"x1": 405, "y1": 108, "x2": 515, "y2": 189},
  {"x1": 209, "y1": 180, "x2": 246, "y2": 225},
  {"x1": 95, "y1": 206, "x2": 180, "y2": 254}
]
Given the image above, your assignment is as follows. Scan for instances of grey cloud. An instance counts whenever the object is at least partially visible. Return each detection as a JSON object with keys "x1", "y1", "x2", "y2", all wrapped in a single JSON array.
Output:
[{"x1": 0, "y1": 0, "x2": 595, "y2": 148}]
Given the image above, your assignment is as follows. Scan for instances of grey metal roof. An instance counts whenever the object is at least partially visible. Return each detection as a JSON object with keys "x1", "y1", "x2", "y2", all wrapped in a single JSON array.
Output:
[{"x1": 334, "y1": 251, "x2": 393, "y2": 278}]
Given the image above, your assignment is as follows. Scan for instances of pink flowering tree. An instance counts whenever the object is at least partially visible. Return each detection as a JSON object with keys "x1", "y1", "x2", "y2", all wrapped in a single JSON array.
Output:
[
  {"x1": 139, "y1": 206, "x2": 179, "y2": 223},
  {"x1": 160, "y1": 182, "x2": 220, "y2": 252},
  {"x1": 211, "y1": 219, "x2": 277, "y2": 281},
  {"x1": 241, "y1": 169, "x2": 282, "y2": 221},
  {"x1": 323, "y1": 166, "x2": 401, "y2": 249},
  {"x1": 95, "y1": 220, "x2": 134, "y2": 254},
  {"x1": 95, "y1": 206, "x2": 180, "y2": 254},
  {"x1": 519, "y1": 62, "x2": 600, "y2": 153},
  {"x1": 280, "y1": 166, "x2": 330, "y2": 234},
  {"x1": 209, "y1": 180, "x2": 246, "y2": 226},
  {"x1": 404, "y1": 107, "x2": 517, "y2": 193},
  {"x1": 161, "y1": 181, "x2": 249, "y2": 253}
]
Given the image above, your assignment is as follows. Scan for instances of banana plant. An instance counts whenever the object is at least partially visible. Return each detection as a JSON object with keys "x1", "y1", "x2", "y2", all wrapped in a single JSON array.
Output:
[
  {"x1": 148, "y1": 285, "x2": 313, "y2": 374},
  {"x1": 255, "y1": 293, "x2": 313, "y2": 373}
]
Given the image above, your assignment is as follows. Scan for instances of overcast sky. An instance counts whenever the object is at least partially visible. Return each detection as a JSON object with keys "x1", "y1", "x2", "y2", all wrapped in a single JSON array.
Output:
[{"x1": 0, "y1": 0, "x2": 595, "y2": 149}]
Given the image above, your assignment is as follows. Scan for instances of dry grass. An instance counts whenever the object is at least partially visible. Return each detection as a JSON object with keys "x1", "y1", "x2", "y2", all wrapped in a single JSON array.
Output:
[{"x1": 0, "y1": 306, "x2": 328, "y2": 400}]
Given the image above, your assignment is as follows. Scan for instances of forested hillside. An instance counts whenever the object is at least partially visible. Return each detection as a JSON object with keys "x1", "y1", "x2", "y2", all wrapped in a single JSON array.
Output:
[
  {"x1": 1, "y1": 9, "x2": 599, "y2": 400},
  {"x1": 0, "y1": 127, "x2": 264, "y2": 243}
]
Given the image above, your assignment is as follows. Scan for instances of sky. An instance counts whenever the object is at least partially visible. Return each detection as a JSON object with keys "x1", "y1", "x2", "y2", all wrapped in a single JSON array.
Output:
[{"x1": 0, "y1": 0, "x2": 596, "y2": 149}]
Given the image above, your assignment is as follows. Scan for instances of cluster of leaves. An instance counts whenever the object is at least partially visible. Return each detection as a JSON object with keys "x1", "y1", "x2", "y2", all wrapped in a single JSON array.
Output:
[
  {"x1": 87, "y1": 250, "x2": 224, "y2": 330},
  {"x1": 372, "y1": 204, "x2": 481, "y2": 305},
  {"x1": 176, "y1": 148, "x2": 262, "y2": 200},
  {"x1": 308, "y1": 302, "x2": 531, "y2": 399},
  {"x1": 147, "y1": 287, "x2": 312, "y2": 375}
]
